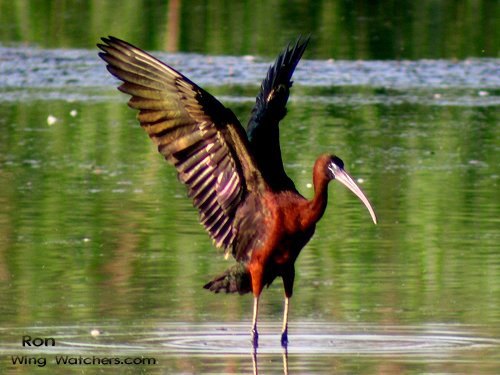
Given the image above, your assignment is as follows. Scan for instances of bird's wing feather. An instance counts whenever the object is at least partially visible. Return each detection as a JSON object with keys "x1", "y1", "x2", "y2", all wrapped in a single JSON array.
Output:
[
  {"x1": 98, "y1": 36, "x2": 263, "y2": 254},
  {"x1": 246, "y1": 36, "x2": 309, "y2": 191}
]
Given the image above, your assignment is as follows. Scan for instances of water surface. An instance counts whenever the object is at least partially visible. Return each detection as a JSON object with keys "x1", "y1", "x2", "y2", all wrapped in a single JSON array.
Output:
[
  {"x1": 0, "y1": 323, "x2": 498, "y2": 374},
  {"x1": 0, "y1": 43, "x2": 498, "y2": 374}
]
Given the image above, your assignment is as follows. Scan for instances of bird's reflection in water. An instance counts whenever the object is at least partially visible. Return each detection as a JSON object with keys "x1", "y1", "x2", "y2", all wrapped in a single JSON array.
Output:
[{"x1": 252, "y1": 347, "x2": 289, "y2": 375}]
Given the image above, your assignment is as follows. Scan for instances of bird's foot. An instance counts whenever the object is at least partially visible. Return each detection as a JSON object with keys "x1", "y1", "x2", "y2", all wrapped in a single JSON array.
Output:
[
  {"x1": 281, "y1": 329, "x2": 288, "y2": 348},
  {"x1": 252, "y1": 328, "x2": 259, "y2": 348}
]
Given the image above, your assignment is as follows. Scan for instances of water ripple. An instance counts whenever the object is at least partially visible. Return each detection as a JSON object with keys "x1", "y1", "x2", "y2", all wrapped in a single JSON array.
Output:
[{"x1": 1, "y1": 323, "x2": 497, "y2": 357}]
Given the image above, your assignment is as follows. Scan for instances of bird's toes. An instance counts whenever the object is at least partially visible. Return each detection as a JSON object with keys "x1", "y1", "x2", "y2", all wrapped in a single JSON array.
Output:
[
  {"x1": 252, "y1": 328, "x2": 259, "y2": 348},
  {"x1": 281, "y1": 331, "x2": 288, "y2": 347}
]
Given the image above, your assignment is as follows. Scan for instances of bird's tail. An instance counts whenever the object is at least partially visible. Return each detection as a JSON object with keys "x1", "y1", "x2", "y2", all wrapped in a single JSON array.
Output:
[{"x1": 203, "y1": 263, "x2": 252, "y2": 295}]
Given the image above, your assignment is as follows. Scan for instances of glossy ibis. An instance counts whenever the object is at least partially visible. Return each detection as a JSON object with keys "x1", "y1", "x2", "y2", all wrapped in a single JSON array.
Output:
[{"x1": 98, "y1": 36, "x2": 377, "y2": 348}]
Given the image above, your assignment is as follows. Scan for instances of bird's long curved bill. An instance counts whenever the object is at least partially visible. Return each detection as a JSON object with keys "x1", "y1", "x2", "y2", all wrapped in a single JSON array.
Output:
[{"x1": 335, "y1": 170, "x2": 378, "y2": 224}]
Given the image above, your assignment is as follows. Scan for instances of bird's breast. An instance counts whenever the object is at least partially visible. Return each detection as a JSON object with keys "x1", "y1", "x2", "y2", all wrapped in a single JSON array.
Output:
[{"x1": 265, "y1": 192, "x2": 316, "y2": 265}]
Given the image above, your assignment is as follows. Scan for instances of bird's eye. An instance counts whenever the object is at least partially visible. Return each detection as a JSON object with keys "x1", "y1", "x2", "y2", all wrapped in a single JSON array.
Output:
[{"x1": 331, "y1": 156, "x2": 344, "y2": 169}]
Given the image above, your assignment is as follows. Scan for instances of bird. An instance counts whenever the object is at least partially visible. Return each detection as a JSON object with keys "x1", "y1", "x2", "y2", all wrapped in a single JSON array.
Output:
[{"x1": 97, "y1": 35, "x2": 377, "y2": 348}]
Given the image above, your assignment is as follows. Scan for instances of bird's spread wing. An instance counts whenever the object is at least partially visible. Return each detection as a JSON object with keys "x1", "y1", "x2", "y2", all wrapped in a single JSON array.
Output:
[
  {"x1": 246, "y1": 36, "x2": 309, "y2": 192},
  {"x1": 98, "y1": 36, "x2": 262, "y2": 254}
]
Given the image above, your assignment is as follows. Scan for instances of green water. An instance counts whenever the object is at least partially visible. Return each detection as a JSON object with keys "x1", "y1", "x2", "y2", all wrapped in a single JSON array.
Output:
[
  {"x1": 0, "y1": 0, "x2": 497, "y2": 59},
  {"x1": 0, "y1": 92, "x2": 498, "y2": 373},
  {"x1": 0, "y1": 1, "x2": 499, "y2": 374}
]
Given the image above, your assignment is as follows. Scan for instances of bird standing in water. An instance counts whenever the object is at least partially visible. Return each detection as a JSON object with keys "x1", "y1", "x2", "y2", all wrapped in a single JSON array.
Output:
[{"x1": 98, "y1": 36, "x2": 377, "y2": 348}]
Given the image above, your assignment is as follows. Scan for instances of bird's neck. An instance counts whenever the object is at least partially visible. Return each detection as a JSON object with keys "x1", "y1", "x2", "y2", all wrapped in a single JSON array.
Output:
[{"x1": 302, "y1": 163, "x2": 330, "y2": 229}]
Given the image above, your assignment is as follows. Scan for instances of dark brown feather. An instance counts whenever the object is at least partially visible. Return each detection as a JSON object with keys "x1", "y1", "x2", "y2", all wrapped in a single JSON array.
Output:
[{"x1": 98, "y1": 36, "x2": 265, "y2": 254}]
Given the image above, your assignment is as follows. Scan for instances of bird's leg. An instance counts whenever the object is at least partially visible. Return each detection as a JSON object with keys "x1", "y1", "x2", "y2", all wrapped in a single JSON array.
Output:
[
  {"x1": 281, "y1": 268, "x2": 294, "y2": 347},
  {"x1": 281, "y1": 297, "x2": 290, "y2": 347},
  {"x1": 251, "y1": 296, "x2": 259, "y2": 348},
  {"x1": 250, "y1": 265, "x2": 264, "y2": 348}
]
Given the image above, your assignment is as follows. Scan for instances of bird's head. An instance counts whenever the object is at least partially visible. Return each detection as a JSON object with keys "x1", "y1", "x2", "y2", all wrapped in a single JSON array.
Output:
[{"x1": 326, "y1": 155, "x2": 378, "y2": 224}]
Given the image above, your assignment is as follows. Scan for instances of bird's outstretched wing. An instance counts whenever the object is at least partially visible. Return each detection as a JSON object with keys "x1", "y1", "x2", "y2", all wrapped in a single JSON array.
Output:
[
  {"x1": 98, "y1": 36, "x2": 263, "y2": 254},
  {"x1": 246, "y1": 36, "x2": 309, "y2": 192}
]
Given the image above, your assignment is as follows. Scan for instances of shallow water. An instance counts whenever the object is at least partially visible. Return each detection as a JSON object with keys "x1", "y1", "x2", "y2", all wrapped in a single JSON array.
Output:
[
  {"x1": 0, "y1": 323, "x2": 498, "y2": 374},
  {"x1": 0, "y1": 43, "x2": 499, "y2": 374}
]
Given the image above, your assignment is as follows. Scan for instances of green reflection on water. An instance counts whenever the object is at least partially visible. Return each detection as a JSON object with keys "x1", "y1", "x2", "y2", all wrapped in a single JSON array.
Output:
[
  {"x1": 0, "y1": 0, "x2": 497, "y2": 59},
  {"x1": 0, "y1": 92, "x2": 497, "y2": 331}
]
